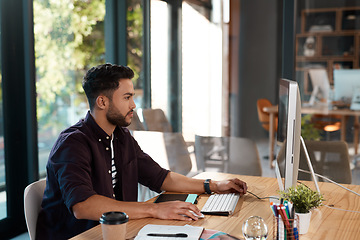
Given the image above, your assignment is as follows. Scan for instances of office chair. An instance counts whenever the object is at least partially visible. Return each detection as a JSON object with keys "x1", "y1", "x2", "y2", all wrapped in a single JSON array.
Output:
[
  {"x1": 194, "y1": 135, "x2": 229, "y2": 172},
  {"x1": 256, "y1": 98, "x2": 278, "y2": 160},
  {"x1": 227, "y1": 137, "x2": 262, "y2": 176},
  {"x1": 24, "y1": 179, "x2": 46, "y2": 240},
  {"x1": 195, "y1": 135, "x2": 262, "y2": 176},
  {"x1": 256, "y1": 98, "x2": 278, "y2": 132},
  {"x1": 277, "y1": 140, "x2": 352, "y2": 184},
  {"x1": 141, "y1": 108, "x2": 195, "y2": 152},
  {"x1": 132, "y1": 131, "x2": 193, "y2": 201},
  {"x1": 132, "y1": 130, "x2": 192, "y2": 176},
  {"x1": 142, "y1": 108, "x2": 173, "y2": 132}
]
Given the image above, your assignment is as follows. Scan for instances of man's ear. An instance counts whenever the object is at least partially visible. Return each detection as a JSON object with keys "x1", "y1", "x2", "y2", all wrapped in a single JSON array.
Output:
[{"x1": 95, "y1": 96, "x2": 108, "y2": 110}]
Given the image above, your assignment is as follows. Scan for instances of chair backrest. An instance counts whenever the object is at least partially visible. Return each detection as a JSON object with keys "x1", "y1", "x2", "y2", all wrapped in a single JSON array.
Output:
[
  {"x1": 127, "y1": 110, "x2": 145, "y2": 131},
  {"x1": 256, "y1": 98, "x2": 277, "y2": 132},
  {"x1": 194, "y1": 135, "x2": 228, "y2": 172},
  {"x1": 142, "y1": 108, "x2": 173, "y2": 132},
  {"x1": 24, "y1": 179, "x2": 46, "y2": 240},
  {"x1": 277, "y1": 140, "x2": 352, "y2": 184},
  {"x1": 299, "y1": 140, "x2": 352, "y2": 184},
  {"x1": 227, "y1": 137, "x2": 262, "y2": 176},
  {"x1": 195, "y1": 135, "x2": 262, "y2": 176},
  {"x1": 132, "y1": 131, "x2": 192, "y2": 176}
]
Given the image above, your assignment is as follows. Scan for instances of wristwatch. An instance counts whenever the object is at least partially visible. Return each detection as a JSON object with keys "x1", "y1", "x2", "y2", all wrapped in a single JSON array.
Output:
[{"x1": 204, "y1": 179, "x2": 212, "y2": 194}]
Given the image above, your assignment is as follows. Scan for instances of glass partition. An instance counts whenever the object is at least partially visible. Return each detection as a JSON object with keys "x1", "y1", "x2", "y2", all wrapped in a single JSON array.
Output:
[
  {"x1": 34, "y1": 0, "x2": 105, "y2": 174},
  {"x1": 295, "y1": 1, "x2": 360, "y2": 104},
  {"x1": 295, "y1": 1, "x2": 360, "y2": 154},
  {"x1": 127, "y1": 0, "x2": 145, "y2": 109}
]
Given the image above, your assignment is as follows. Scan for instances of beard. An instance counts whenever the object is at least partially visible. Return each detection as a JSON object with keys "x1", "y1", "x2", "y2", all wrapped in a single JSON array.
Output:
[{"x1": 106, "y1": 101, "x2": 132, "y2": 127}]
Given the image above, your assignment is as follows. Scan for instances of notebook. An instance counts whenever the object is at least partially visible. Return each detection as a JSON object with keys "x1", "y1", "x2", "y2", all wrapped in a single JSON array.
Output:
[{"x1": 134, "y1": 224, "x2": 204, "y2": 240}]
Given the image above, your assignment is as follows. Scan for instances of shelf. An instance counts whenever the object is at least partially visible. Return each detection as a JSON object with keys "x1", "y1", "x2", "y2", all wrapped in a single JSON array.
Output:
[
  {"x1": 302, "y1": 10, "x2": 336, "y2": 33},
  {"x1": 296, "y1": 6, "x2": 360, "y2": 96},
  {"x1": 342, "y1": 10, "x2": 360, "y2": 30},
  {"x1": 296, "y1": 56, "x2": 355, "y2": 61}
]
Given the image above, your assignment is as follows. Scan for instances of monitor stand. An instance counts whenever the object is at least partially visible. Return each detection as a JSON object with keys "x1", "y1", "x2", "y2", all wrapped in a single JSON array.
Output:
[
  {"x1": 274, "y1": 137, "x2": 320, "y2": 193},
  {"x1": 308, "y1": 85, "x2": 320, "y2": 106},
  {"x1": 300, "y1": 136, "x2": 321, "y2": 193}
]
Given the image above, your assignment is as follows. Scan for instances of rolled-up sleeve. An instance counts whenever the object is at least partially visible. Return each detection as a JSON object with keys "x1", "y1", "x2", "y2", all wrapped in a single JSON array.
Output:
[{"x1": 50, "y1": 132, "x2": 98, "y2": 212}]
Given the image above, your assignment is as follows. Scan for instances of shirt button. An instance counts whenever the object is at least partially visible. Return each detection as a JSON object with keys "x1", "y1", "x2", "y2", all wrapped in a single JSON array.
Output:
[
  {"x1": 106, "y1": 136, "x2": 109, "y2": 140},
  {"x1": 113, "y1": 194, "x2": 115, "y2": 198},
  {"x1": 106, "y1": 147, "x2": 109, "y2": 151},
  {"x1": 98, "y1": 139, "x2": 101, "y2": 142},
  {"x1": 108, "y1": 170, "x2": 111, "y2": 174}
]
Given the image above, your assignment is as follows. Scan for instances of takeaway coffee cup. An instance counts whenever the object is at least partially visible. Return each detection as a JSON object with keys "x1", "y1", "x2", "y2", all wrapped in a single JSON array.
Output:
[{"x1": 99, "y1": 211, "x2": 129, "y2": 240}]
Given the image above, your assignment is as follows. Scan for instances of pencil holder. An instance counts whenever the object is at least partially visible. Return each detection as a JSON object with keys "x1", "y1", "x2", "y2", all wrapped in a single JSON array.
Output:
[{"x1": 272, "y1": 215, "x2": 299, "y2": 240}]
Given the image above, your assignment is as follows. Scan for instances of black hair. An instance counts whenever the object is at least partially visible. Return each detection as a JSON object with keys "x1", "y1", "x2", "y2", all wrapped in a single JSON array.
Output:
[{"x1": 82, "y1": 63, "x2": 134, "y2": 110}]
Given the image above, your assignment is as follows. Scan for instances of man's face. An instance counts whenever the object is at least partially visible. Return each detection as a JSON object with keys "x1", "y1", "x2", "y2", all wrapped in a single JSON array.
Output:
[{"x1": 106, "y1": 79, "x2": 136, "y2": 127}]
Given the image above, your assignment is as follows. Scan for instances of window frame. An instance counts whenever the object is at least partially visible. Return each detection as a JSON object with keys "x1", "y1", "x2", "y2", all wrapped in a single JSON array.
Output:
[{"x1": 0, "y1": 0, "x2": 38, "y2": 237}]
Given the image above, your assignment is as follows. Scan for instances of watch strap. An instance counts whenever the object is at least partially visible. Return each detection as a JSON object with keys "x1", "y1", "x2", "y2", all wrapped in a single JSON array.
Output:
[{"x1": 204, "y1": 179, "x2": 212, "y2": 194}]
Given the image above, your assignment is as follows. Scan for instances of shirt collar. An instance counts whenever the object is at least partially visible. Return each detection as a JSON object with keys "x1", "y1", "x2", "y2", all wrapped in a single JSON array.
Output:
[{"x1": 84, "y1": 111, "x2": 125, "y2": 143}]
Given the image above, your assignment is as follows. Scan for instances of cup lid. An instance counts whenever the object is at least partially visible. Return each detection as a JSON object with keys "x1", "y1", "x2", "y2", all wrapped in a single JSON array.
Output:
[{"x1": 99, "y1": 211, "x2": 129, "y2": 225}]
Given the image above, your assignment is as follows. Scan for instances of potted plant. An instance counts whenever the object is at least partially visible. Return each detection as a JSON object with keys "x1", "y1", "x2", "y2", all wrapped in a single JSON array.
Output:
[
  {"x1": 279, "y1": 183, "x2": 324, "y2": 234},
  {"x1": 301, "y1": 114, "x2": 322, "y2": 141}
]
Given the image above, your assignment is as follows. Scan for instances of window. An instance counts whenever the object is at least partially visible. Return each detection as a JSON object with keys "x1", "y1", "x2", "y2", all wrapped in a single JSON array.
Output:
[
  {"x1": 182, "y1": 1, "x2": 225, "y2": 140},
  {"x1": 127, "y1": 0, "x2": 145, "y2": 109},
  {"x1": 34, "y1": 0, "x2": 106, "y2": 174},
  {"x1": 150, "y1": 0, "x2": 169, "y2": 114}
]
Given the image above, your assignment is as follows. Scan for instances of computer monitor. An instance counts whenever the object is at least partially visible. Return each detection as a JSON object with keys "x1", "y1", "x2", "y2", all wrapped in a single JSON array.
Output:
[
  {"x1": 277, "y1": 79, "x2": 302, "y2": 190},
  {"x1": 308, "y1": 69, "x2": 330, "y2": 106},
  {"x1": 277, "y1": 79, "x2": 320, "y2": 193},
  {"x1": 334, "y1": 69, "x2": 360, "y2": 103}
]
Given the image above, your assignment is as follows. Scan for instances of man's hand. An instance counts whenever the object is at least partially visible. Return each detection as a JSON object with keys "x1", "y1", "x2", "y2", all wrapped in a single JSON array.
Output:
[
  {"x1": 211, "y1": 178, "x2": 247, "y2": 196},
  {"x1": 150, "y1": 201, "x2": 202, "y2": 221}
]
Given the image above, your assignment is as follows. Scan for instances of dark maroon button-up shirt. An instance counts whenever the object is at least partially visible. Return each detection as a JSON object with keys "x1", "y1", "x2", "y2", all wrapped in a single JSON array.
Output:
[{"x1": 36, "y1": 111, "x2": 169, "y2": 240}]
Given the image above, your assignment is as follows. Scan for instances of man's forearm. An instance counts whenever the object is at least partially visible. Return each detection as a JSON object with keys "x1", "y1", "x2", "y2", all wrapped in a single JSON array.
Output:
[
  {"x1": 161, "y1": 172, "x2": 214, "y2": 193},
  {"x1": 161, "y1": 172, "x2": 247, "y2": 195},
  {"x1": 72, "y1": 194, "x2": 156, "y2": 221}
]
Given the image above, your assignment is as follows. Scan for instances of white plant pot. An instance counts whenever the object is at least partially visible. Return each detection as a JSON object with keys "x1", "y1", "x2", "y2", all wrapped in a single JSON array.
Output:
[{"x1": 296, "y1": 211, "x2": 312, "y2": 234}]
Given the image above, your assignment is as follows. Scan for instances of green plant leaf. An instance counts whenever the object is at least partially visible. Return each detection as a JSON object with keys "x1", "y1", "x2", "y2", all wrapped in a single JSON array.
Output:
[{"x1": 278, "y1": 183, "x2": 325, "y2": 213}]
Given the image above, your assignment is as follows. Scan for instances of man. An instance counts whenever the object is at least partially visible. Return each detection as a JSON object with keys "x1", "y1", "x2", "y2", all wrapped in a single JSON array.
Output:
[{"x1": 36, "y1": 63, "x2": 247, "y2": 239}]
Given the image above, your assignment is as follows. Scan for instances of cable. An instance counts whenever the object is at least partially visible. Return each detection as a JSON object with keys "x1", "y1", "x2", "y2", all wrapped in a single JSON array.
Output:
[
  {"x1": 298, "y1": 168, "x2": 360, "y2": 197},
  {"x1": 247, "y1": 190, "x2": 279, "y2": 200},
  {"x1": 324, "y1": 204, "x2": 360, "y2": 214}
]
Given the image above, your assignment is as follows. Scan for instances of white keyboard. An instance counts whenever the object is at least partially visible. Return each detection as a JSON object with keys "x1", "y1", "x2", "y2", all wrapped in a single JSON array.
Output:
[{"x1": 201, "y1": 193, "x2": 240, "y2": 216}]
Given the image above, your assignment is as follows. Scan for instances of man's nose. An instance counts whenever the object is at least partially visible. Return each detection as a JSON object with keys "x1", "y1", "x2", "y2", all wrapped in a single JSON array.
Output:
[{"x1": 131, "y1": 98, "x2": 136, "y2": 109}]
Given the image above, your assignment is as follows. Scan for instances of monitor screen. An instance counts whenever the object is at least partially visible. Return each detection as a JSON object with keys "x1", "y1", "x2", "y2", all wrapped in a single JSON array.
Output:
[
  {"x1": 308, "y1": 68, "x2": 330, "y2": 106},
  {"x1": 277, "y1": 79, "x2": 302, "y2": 190},
  {"x1": 334, "y1": 69, "x2": 360, "y2": 103}
]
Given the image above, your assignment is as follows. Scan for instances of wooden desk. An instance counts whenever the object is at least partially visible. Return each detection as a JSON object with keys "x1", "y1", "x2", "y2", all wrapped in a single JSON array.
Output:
[
  {"x1": 263, "y1": 105, "x2": 360, "y2": 168},
  {"x1": 70, "y1": 172, "x2": 360, "y2": 240}
]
